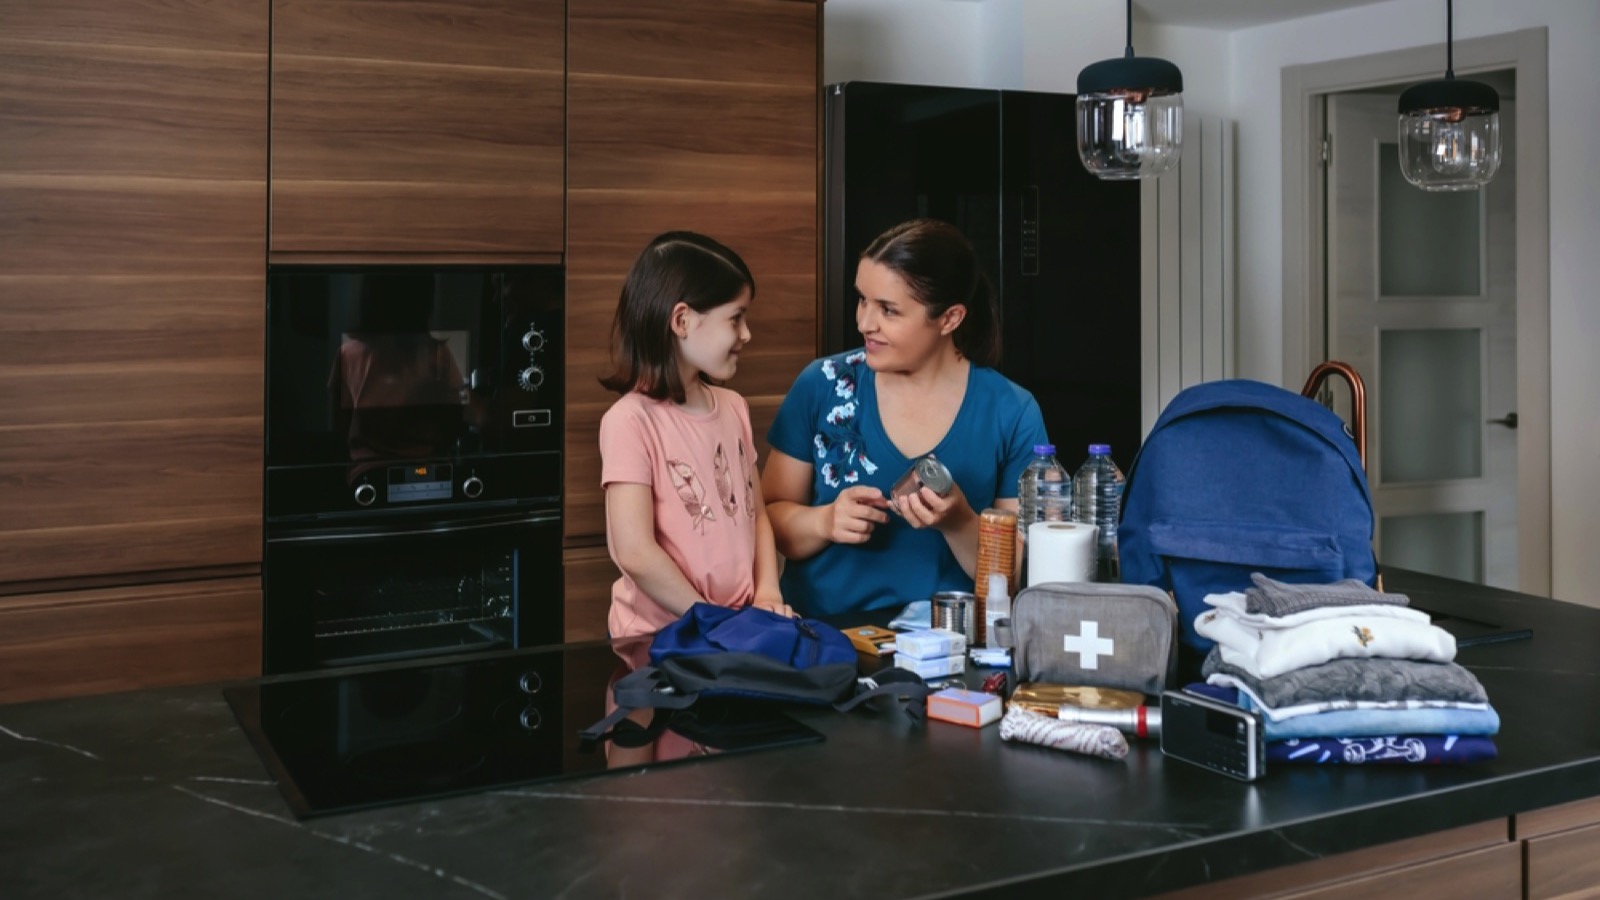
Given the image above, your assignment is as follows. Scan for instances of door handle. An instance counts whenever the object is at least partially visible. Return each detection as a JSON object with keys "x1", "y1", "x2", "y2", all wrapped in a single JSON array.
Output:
[{"x1": 1486, "y1": 411, "x2": 1518, "y2": 429}]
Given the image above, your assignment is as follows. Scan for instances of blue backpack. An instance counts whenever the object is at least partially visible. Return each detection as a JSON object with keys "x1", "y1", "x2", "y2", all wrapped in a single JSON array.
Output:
[{"x1": 1118, "y1": 379, "x2": 1377, "y2": 650}]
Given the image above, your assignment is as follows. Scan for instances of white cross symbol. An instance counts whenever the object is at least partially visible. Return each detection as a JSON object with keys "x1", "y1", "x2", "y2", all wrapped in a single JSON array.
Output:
[{"x1": 1062, "y1": 620, "x2": 1115, "y2": 670}]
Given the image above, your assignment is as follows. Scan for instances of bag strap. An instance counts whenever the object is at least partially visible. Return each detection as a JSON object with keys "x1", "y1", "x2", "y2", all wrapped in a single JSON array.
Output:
[
  {"x1": 834, "y1": 667, "x2": 932, "y2": 717},
  {"x1": 578, "y1": 666, "x2": 698, "y2": 745}
]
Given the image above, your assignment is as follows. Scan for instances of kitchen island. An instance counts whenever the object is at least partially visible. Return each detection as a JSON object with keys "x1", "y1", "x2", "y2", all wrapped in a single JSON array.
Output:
[{"x1": 5, "y1": 568, "x2": 1600, "y2": 899}]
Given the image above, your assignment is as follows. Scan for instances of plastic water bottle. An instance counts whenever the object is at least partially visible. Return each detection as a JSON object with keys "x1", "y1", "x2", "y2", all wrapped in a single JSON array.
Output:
[
  {"x1": 1016, "y1": 444, "x2": 1071, "y2": 588},
  {"x1": 1072, "y1": 444, "x2": 1125, "y2": 582}
]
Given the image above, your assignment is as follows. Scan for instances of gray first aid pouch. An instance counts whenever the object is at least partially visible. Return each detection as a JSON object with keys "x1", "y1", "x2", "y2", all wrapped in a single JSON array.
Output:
[{"x1": 994, "y1": 582, "x2": 1178, "y2": 696}]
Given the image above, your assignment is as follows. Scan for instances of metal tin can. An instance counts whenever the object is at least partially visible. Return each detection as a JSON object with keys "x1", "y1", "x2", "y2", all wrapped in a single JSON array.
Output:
[
  {"x1": 930, "y1": 590, "x2": 977, "y2": 644},
  {"x1": 891, "y1": 453, "x2": 954, "y2": 503}
]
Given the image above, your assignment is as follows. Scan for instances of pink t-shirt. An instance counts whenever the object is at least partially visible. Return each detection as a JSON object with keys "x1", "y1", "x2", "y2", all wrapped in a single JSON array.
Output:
[{"x1": 599, "y1": 386, "x2": 760, "y2": 638}]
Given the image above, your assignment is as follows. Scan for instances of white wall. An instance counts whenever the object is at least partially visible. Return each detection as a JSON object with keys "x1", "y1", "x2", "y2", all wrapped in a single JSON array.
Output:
[
  {"x1": 1223, "y1": 0, "x2": 1600, "y2": 604},
  {"x1": 823, "y1": 0, "x2": 1122, "y2": 91}
]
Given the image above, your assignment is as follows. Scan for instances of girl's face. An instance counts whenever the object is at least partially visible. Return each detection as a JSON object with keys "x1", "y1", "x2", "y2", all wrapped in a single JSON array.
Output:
[
  {"x1": 674, "y1": 286, "x2": 753, "y2": 384},
  {"x1": 854, "y1": 259, "x2": 962, "y2": 372}
]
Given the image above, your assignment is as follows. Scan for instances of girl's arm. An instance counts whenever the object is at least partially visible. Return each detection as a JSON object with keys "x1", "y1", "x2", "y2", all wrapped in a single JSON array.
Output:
[
  {"x1": 748, "y1": 475, "x2": 793, "y2": 616},
  {"x1": 762, "y1": 450, "x2": 890, "y2": 560},
  {"x1": 605, "y1": 482, "x2": 708, "y2": 618}
]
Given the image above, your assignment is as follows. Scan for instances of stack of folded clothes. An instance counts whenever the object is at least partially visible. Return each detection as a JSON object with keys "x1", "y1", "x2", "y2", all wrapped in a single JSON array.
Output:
[{"x1": 1184, "y1": 573, "x2": 1499, "y2": 766}]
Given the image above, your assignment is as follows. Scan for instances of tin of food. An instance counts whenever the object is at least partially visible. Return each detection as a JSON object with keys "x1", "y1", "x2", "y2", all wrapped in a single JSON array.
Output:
[{"x1": 890, "y1": 453, "x2": 955, "y2": 506}]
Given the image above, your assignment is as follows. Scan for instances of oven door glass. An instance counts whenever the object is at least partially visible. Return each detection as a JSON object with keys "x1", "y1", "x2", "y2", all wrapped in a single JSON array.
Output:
[
  {"x1": 263, "y1": 510, "x2": 563, "y2": 675},
  {"x1": 266, "y1": 265, "x2": 563, "y2": 469}
]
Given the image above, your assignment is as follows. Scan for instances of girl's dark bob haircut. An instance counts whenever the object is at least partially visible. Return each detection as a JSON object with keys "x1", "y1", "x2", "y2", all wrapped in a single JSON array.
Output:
[{"x1": 600, "y1": 231, "x2": 755, "y2": 402}]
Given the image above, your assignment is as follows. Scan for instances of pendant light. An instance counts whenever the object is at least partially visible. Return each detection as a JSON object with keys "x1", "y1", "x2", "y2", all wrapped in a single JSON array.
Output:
[
  {"x1": 1075, "y1": 0, "x2": 1184, "y2": 180},
  {"x1": 1397, "y1": 0, "x2": 1500, "y2": 191}
]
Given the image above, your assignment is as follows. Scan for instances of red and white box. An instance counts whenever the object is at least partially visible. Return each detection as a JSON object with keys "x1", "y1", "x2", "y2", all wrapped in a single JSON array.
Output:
[{"x1": 927, "y1": 687, "x2": 1003, "y2": 728}]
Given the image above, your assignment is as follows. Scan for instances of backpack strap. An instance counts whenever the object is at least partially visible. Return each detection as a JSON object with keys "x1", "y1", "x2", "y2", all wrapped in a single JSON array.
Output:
[
  {"x1": 834, "y1": 667, "x2": 932, "y2": 718},
  {"x1": 578, "y1": 666, "x2": 698, "y2": 746}
]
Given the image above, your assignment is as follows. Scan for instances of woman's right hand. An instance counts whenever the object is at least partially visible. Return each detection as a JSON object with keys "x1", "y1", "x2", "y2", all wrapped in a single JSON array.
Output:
[{"x1": 826, "y1": 485, "x2": 891, "y2": 544}]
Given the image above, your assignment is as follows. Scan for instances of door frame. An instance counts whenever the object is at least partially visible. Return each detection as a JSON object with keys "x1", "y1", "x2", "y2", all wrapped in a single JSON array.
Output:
[{"x1": 1281, "y1": 28, "x2": 1551, "y2": 595}]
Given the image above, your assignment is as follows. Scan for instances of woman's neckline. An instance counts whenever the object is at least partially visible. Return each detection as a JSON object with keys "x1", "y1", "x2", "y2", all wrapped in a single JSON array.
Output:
[{"x1": 860, "y1": 357, "x2": 975, "y2": 463}]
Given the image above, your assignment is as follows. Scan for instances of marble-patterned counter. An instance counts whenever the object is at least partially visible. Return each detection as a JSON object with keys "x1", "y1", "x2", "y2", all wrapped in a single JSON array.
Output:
[{"x1": 4, "y1": 569, "x2": 1599, "y2": 899}]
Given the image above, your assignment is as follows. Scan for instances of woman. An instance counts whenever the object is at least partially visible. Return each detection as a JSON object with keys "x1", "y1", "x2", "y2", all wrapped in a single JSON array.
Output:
[{"x1": 763, "y1": 219, "x2": 1049, "y2": 618}]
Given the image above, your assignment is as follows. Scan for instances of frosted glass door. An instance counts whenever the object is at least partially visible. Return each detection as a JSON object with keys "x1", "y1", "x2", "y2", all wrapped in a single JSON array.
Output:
[{"x1": 1327, "y1": 93, "x2": 1518, "y2": 587}]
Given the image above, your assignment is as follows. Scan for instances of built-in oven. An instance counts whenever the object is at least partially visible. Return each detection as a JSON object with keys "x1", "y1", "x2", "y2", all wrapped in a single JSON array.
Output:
[{"x1": 264, "y1": 264, "x2": 564, "y2": 675}]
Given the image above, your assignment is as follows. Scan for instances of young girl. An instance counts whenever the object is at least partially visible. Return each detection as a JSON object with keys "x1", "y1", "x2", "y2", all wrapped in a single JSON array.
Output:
[{"x1": 598, "y1": 231, "x2": 791, "y2": 638}]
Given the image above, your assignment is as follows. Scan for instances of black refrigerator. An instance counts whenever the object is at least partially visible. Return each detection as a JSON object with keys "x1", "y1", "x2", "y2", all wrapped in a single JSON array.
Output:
[{"x1": 823, "y1": 81, "x2": 1143, "y2": 471}]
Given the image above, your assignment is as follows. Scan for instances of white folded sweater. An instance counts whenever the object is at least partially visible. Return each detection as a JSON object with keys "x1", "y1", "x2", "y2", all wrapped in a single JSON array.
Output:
[{"x1": 1195, "y1": 600, "x2": 1457, "y2": 679}]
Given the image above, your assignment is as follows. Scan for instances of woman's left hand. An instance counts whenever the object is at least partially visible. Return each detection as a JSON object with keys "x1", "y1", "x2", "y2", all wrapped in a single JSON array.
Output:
[{"x1": 894, "y1": 482, "x2": 974, "y2": 533}]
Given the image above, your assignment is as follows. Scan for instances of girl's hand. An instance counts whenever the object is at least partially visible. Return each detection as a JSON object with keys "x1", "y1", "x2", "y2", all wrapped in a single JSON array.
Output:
[
  {"x1": 894, "y1": 481, "x2": 973, "y2": 533},
  {"x1": 826, "y1": 485, "x2": 891, "y2": 544},
  {"x1": 752, "y1": 593, "x2": 795, "y2": 617}
]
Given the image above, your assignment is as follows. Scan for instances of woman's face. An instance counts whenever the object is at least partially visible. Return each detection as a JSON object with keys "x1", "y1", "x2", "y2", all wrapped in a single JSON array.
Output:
[{"x1": 854, "y1": 259, "x2": 956, "y2": 372}]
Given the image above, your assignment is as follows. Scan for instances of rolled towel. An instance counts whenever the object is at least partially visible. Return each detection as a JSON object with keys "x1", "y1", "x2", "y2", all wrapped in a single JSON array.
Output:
[{"x1": 999, "y1": 706, "x2": 1128, "y2": 760}]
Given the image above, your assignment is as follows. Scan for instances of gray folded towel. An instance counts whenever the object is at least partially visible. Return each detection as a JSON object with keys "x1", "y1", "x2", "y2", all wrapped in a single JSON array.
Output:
[
  {"x1": 1244, "y1": 572, "x2": 1410, "y2": 617},
  {"x1": 1202, "y1": 648, "x2": 1488, "y2": 710}
]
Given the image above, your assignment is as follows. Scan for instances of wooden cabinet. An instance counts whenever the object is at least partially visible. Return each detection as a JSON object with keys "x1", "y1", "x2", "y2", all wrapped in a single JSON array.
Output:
[
  {"x1": 270, "y1": 0, "x2": 565, "y2": 255},
  {"x1": 1518, "y1": 796, "x2": 1600, "y2": 899},
  {"x1": 564, "y1": 1, "x2": 822, "y2": 600},
  {"x1": 0, "y1": 0, "x2": 268, "y2": 696}
]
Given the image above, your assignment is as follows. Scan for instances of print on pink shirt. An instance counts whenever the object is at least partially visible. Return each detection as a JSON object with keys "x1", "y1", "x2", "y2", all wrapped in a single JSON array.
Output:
[
  {"x1": 714, "y1": 443, "x2": 739, "y2": 518},
  {"x1": 667, "y1": 460, "x2": 716, "y2": 533}
]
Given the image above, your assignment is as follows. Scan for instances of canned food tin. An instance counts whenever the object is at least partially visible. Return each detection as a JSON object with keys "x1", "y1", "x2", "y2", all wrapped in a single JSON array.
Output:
[
  {"x1": 930, "y1": 590, "x2": 977, "y2": 644},
  {"x1": 891, "y1": 453, "x2": 954, "y2": 503}
]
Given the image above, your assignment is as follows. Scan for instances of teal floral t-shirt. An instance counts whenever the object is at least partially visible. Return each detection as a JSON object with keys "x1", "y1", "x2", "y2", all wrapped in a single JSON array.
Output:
[{"x1": 767, "y1": 350, "x2": 1049, "y2": 617}]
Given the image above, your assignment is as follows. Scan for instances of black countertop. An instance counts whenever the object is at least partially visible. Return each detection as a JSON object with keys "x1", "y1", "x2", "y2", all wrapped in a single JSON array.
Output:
[{"x1": 5, "y1": 569, "x2": 1600, "y2": 899}]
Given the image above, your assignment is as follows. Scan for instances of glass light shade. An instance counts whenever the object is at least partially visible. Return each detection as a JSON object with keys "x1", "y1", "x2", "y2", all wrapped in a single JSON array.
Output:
[
  {"x1": 1075, "y1": 89, "x2": 1183, "y2": 180},
  {"x1": 1398, "y1": 107, "x2": 1500, "y2": 191}
]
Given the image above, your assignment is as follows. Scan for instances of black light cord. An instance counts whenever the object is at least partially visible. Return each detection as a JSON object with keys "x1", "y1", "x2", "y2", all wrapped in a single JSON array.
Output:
[
  {"x1": 1445, "y1": 0, "x2": 1455, "y2": 79},
  {"x1": 1125, "y1": 0, "x2": 1135, "y2": 58}
]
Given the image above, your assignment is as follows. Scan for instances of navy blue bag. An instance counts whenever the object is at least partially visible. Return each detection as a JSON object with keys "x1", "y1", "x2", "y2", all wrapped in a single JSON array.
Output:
[
  {"x1": 580, "y1": 605, "x2": 929, "y2": 744},
  {"x1": 1118, "y1": 379, "x2": 1376, "y2": 650}
]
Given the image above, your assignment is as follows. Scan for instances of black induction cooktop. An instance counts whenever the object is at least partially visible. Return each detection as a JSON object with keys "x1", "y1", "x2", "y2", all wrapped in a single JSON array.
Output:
[{"x1": 225, "y1": 637, "x2": 824, "y2": 818}]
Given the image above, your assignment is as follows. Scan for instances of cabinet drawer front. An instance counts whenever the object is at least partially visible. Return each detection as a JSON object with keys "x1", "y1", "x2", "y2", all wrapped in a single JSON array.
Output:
[{"x1": 1527, "y1": 822, "x2": 1600, "y2": 900}]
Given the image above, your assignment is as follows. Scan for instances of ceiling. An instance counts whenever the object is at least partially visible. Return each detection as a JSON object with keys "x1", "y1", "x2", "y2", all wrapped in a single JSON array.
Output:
[{"x1": 1134, "y1": 0, "x2": 1397, "y2": 30}]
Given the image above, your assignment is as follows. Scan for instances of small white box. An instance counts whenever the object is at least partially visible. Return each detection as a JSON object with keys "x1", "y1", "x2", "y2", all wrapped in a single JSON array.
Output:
[
  {"x1": 893, "y1": 652, "x2": 966, "y2": 679},
  {"x1": 928, "y1": 688, "x2": 1003, "y2": 728},
  {"x1": 894, "y1": 628, "x2": 967, "y2": 660}
]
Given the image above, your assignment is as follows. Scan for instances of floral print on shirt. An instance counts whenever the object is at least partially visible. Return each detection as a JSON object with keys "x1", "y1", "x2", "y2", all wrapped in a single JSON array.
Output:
[{"x1": 813, "y1": 351, "x2": 878, "y2": 489}]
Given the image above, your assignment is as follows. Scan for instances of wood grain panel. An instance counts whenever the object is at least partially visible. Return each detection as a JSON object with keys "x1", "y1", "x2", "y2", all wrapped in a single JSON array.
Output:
[
  {"x1": 1, "y1": 0, "x2": 266, "y2": 54},
  {"x1": 1152, "y1": 819, "x2": 1510, "y2": 900},
  {"x1": 568, "y1": 0, "x2": 815, "y2": 84},
  {"x1": 1518, "y1": 795, "x2": 1600, "y2": 840},
  {"x1": 272, "y1": 0, "x2": 563, "y2": 68},
  {"x1": 564, "y1": 0, "x2": 821, "y2": 544},
  {"x1": 564, "y1": 193, "x2": 818, "y2": 279},
  {"x1": 564, "y1": 545, "x2": 618, "y2": 642},
  {"x1": 0, "y1": 362, "x2": 261, "y2": 425},
  {"x1": 0, "y1": 44, "x2": 268, "y2": 178},
  {"x1": 1526, "y1": 822, "x2": 1600, "y2": 899},
  {"x1": 0, "y1": 519, "x2": 262, "y2": 589},
  {"x1": 0, "y1": 577, "x2": 261, "y2": 704},
  {"x1": 567, "y1": 77, "x2": 814, "y2": 192},
  {"x1": 270, "y1": 0, "x2": 565, "y2": 253},
  {"x1": 0, "y1": 276, "x2": 260, "y2": 367},
  {"x1": 1276, "y1": 842, "x2": 1520, "y2": 899},
  {"x1": 0, "y1": 181, "x2": 265, "y2": 276}
]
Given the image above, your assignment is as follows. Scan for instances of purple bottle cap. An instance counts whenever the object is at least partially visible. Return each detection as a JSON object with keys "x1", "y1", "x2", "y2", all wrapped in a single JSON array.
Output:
[
  {"x1": 1089, "y1": 443, "x2": 1111, "y2": 455},
  {"x1": 1033, "y1": 444, "x2": 1056, "y2": 455}
]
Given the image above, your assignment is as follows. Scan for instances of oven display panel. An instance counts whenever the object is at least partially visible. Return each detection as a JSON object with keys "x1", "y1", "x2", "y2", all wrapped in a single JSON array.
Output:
[{"x1": 387, "y1": 463, "x2": 453, "y2": 504}]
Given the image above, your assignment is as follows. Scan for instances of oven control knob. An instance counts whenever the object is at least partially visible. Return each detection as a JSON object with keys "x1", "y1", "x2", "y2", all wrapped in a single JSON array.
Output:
[
  {"x1": 517, "y1": 365, "x2": 545, "y2": 391},
  {"x1": 353, "y1": 483, "x2": 377, "y2": 507},
  {"x1": 462, "y1": 476, "x2": 484, "y2": 499},
  {"x1": 521, "y1": 328, "x2": 546, "y2": 353},
  {"x1": 518, "y1": 671, "x2": 542, "y2": 695},
  {"x1": 519, "y1": 706, "x2": 542, "y2": 732}
]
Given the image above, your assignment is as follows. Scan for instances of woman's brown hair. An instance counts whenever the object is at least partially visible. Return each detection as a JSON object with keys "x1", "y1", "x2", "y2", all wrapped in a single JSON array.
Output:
[
  {"x1": 860, "y1": 218, "x2": 1001, "y2": 367},
  {"x1": 599, "y1": 231, "x2": 756, "y2": 402}
]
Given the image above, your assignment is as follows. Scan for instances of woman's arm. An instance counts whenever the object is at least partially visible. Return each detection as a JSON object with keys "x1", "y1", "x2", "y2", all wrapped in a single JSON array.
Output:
[
  {"x1": 763, "y1": 450, "x2": 890, "y2": 561},
  {"x1": 605, "y1": 482, "x2": 708, "y2": 618}
]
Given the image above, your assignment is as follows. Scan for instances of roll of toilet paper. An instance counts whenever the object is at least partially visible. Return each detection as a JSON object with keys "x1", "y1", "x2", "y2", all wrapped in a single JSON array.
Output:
[{"x1": 1027, "y1": 521, "x2": 1098, "y2": 586}]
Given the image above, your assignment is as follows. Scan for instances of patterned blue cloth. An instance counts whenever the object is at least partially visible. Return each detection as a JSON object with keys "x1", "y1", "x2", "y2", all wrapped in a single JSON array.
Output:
[
  {"x1": 767, "y1": 351, "x2": 1048, "y2": 617},
  {"x1": 1269, "y1": 735, "x2": 1497, "y2": 766},
  {"x1": 1184, "y1": 683, "x2": 1501, "y2": 741}
]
